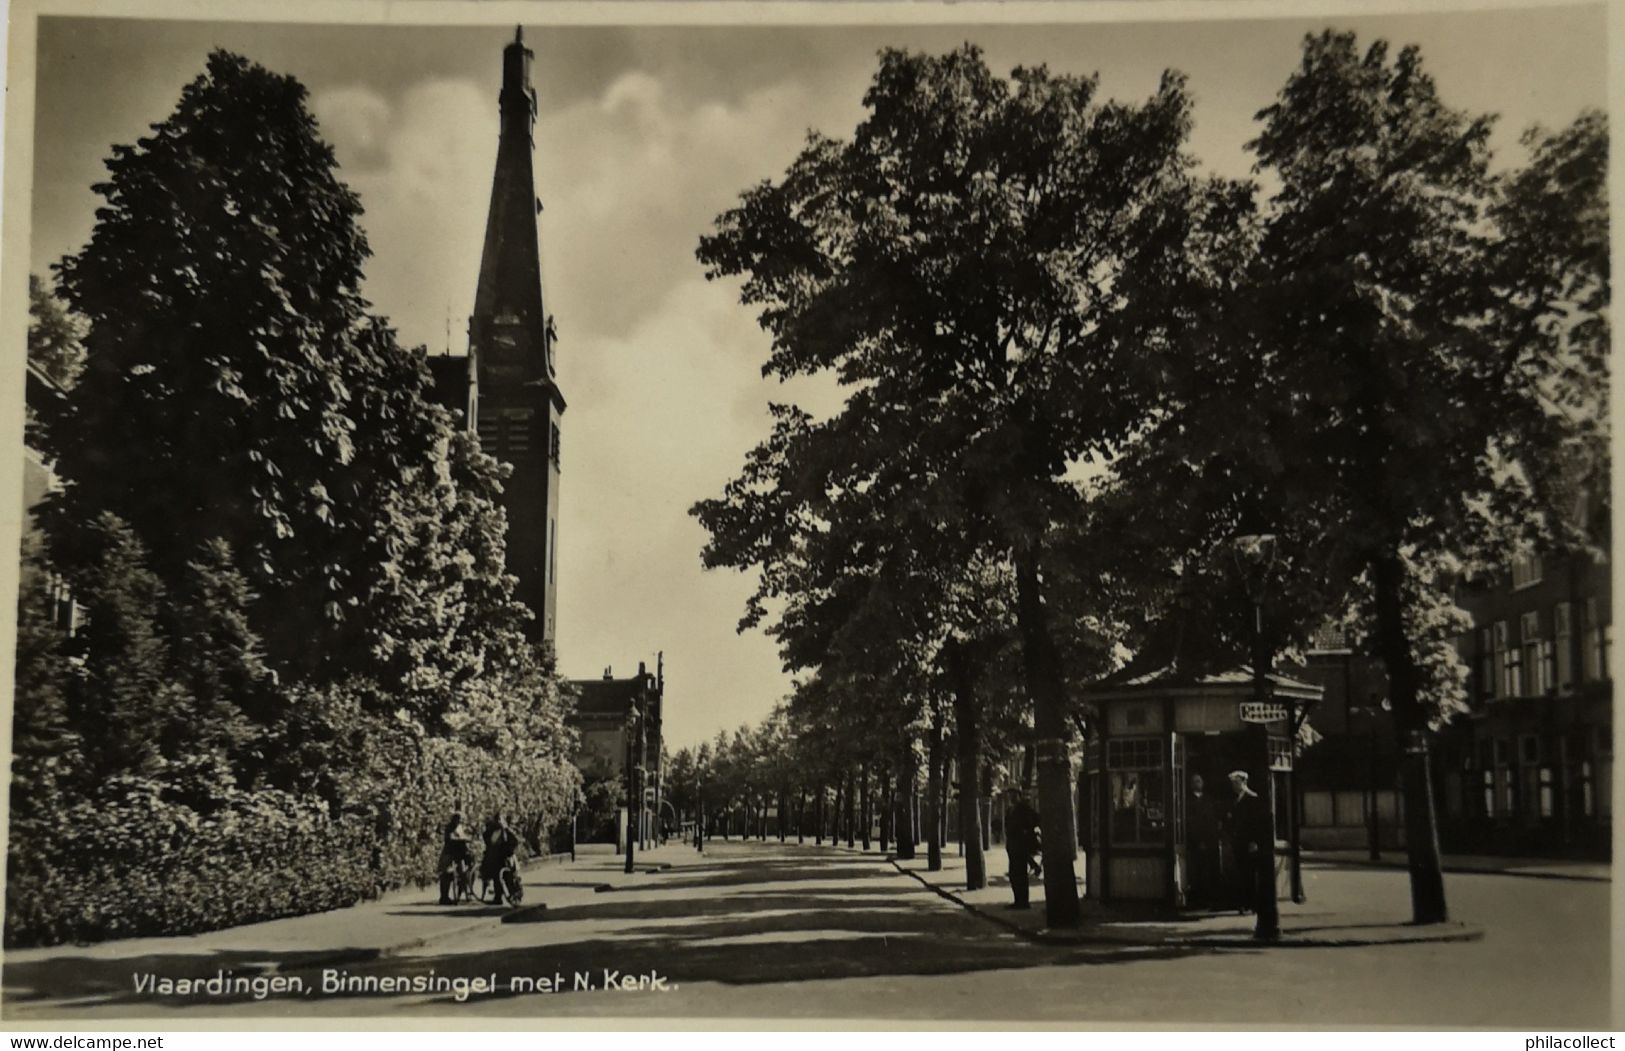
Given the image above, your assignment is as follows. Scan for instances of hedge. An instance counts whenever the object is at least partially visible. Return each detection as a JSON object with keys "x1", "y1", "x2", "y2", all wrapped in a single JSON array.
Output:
[{"x1": 4, "y1": 732, "x2": 579, "y2": 948}]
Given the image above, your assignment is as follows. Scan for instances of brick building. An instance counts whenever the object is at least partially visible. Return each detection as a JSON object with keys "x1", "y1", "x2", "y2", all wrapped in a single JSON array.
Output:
[
  {"x1": 1292, "y1": 542, "x2": 1613, "y2": 859},
  {"x1": 570, "y1": 661, "x2": 665, "y2": 846},
  {"x1": 1441, "y1": 548, "x2": 1612, "y2": 856}
]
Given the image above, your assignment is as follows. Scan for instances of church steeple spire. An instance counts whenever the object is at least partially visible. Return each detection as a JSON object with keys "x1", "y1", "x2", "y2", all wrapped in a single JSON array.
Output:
[
  {"x1": 465, "y1": 28, "x2": 565, "y2": 646},
  {"x1": 471, "y1": 25, "x2": 551, "y2": 378}
]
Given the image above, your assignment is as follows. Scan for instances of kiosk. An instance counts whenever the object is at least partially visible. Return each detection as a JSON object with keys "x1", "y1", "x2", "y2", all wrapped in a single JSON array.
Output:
[{"x1": 1082, "y1": 665, "x2": 1320, "y2": 909}]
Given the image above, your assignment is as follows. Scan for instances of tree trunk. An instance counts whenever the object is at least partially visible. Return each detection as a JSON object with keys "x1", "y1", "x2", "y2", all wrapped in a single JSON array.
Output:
[
  {"x1": 981, "y1": 764, "x2": 993, "y2": 852},
  {"x1": 879, "y1": 768, "x2": 892, "y2": 853},
  {"x1": 950, "y1": 655, "x2": 987, "y2": 891},
  {"x1": 1374, "y1": 548, "x2": 1450, "y2": 924},
  {"x1": 1014, "y1": 547, "x2": 1082, "y2": 927},
  {"x1": 926, "y1": 702, "x2": 946, "y2": 872},
  {"x1": 844, "y1": 768, "x2": 856, "y2": 848},
  {"x1": 859, "y1": 763, "x2": 872, "y2": 850},
  {"x1": 797, "y1": 786, "x2": 805, "y2": 843},
  {"x1": 896, "y1": 755, "x2": 918, "y2": 860},
  {"x1": 815, "y1": 784, "x2": 824, "y2": 845}
]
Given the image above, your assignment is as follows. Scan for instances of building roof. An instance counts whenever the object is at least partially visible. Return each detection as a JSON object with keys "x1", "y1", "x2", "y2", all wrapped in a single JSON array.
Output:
[
  {"x1": 569, "y1": 675, "x2": 655, "y2": 720},
  {"x1": 1091, "y1": 662, "x2": 1324, "y2": 703},
  {"x1": 425, "y1": 354, "x2": 469, "y2": 418}
]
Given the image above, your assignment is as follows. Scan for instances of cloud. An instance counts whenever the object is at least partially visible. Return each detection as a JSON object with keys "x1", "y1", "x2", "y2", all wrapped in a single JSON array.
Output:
[
  {"x1": 538, "y1": 67, "x2": 858, "y2": 346},
  {"x1": 306, "y1": 64, "x2": 851, "y2": 746},
  {"x1": 312, "y1": 78, "x2": 495, "y2": 354},
  {"x1": 555, "y1": 271, "x2": 842, "y2": 747}
]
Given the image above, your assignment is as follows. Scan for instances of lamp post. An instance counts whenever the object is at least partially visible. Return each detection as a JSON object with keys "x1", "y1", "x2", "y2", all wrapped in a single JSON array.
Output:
[{"x1": 1232, "y1": 532, "x2": 1282, "y2": 943}]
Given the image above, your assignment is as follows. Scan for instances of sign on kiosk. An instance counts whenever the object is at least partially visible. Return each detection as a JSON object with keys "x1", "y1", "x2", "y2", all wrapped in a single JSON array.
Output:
[{"x1": 1238, "y1": 701, "x2": 1289, "y2": 724}]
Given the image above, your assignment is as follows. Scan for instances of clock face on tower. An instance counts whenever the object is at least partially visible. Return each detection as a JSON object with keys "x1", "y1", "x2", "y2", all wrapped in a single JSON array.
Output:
[{"x1": 482, "y1": 322, "x2": 540, "y2": 381}]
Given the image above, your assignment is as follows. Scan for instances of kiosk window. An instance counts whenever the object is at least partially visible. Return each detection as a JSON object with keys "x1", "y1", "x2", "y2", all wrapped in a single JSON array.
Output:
[{"x1": 1107, "y1": 738, "x2": 1165, "y2": 846}]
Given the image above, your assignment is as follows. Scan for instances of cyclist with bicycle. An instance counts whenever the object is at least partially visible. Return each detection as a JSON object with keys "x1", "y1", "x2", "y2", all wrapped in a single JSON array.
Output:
[
  {"x1": 437, "y1": 810, "x2": 476, "y2": 905},
  {"x1": 481, "y1": 811, "x2": 522, "y2": 905}
]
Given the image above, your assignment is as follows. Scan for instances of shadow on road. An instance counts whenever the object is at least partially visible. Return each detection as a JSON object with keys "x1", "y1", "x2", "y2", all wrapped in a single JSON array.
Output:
[{"x1": 3, "y1": 845, "x2": 1206, "y2": 1017}]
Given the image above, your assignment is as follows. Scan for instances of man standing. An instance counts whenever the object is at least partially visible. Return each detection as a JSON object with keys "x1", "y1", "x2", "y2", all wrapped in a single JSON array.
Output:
[
  {"x1": 1186, "y1": 774, "x2": 1221, "y2": 908},
  {"x1": 437, "y1": 811, "x2": 475, "y2": 905},
  {"x1": 1004, "y1": 790, "x2": 1041, "y2": 909},
  {"x1": 1227, "y1": 770, "x2": 1270, "y2": 913}
]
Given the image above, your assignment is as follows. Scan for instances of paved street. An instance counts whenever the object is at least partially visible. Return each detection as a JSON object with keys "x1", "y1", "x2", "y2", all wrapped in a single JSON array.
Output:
[{"x1": 3, "y1": 841, "x2": 1612, "y2": 1026}]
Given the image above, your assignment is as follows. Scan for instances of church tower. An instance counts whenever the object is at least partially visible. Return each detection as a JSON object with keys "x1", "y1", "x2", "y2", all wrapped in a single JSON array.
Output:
[{"x1": 467, "y1": 26, "x2": 565, "y2": 645}]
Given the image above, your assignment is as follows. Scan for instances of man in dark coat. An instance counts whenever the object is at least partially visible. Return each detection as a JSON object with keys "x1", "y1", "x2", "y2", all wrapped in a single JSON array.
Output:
[
  {"x1": 481, "y1": 811, "x2": 521, "y2": 904},
  {"x1": 1227, "y1": 770, "x2": 1271, "y2": 913},
  {"x1": 437, "y1": 811, "x2": 475, "y2": 905},
  {"x1": 1186, "y1": 774, "x2": 1221, "y2": 908},
  {"x1": 1004, "y1": 791, "x2": 1042, "y2": 909}
]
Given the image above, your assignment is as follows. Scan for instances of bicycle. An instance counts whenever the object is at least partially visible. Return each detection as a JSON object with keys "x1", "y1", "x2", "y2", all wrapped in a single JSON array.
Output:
[
  {"x1": 481, "y1": 859, "x2": 523, "y2": 906},
  {"x1": 451, "y1": 857, "x2": 477, "y2": 904}
]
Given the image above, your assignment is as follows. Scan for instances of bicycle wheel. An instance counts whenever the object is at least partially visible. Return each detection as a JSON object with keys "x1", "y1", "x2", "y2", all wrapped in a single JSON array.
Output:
[{"x1": 504, "y1": 868, "x2": 523, "y2": 905}]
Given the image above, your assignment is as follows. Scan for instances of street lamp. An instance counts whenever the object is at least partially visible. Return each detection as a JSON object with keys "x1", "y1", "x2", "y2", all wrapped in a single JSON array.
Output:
[{"x1": 1232, "y1": 531, "x2": 1282, "y2": 943}]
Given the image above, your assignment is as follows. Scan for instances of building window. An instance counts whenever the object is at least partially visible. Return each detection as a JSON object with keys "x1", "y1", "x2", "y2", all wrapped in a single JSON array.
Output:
[
  {"x1": 1581, "y1": 597, "x2": 1609, "y2": 682},
  {"x1": 1554, "y1": 601, "x2": 1574, "y2": 691},
  {"x1": 549, "y1": 516, "x2": 557, "y2": 585},
  {"x1": 1476, "y1": 627, "x2": 1494, "y2": 701},
  {"x1": 477, "y1": 416, "x2": 500, "y2": 455},
  {"x1": 1494, "y1": 620, "x2": 1522, "y2": 698},
  {"x1": 1538, "y1": 767, "x2": 1555, "y2": 818},
  {"x1": 1481, "y1": 769, "x2": 1495, "y2": 817},
  {"x1": 1106, "y1": 737, "x2": 1165, "y2": 846},
  {"x1": 1580, "y1": 760, "x2": 1594, "y2": 817},
  {"x1": 1492, "y1": 621, "x2": 1507, "y2": 697},
  {"x1": 1521, "y1": 611, "x2": 1552, "y2": 696},
  {"x1": 1511, "y1": 553, "x2": 1543, "y2": 589},
  {"x1": 551, "y1": 422, "x2": 562, "y2": 468},
  {"x1": 1519, "y1": 734, "x2": 1541, "y2": 766}
]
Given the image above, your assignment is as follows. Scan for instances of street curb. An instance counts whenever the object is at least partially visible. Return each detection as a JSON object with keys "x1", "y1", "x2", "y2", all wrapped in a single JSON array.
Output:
[
  {"x1": 888, "y1": 858, "x2": 1486, "y2": 950},
  {"x1": 1308, "y1": 856, "x2": 1610, "y2": 884},
  {"x1": 499, "y1": 903, "x2": 549, "y2": 923},
  {"x1": 284, "y1": 853, "x2": 674, "y2": 967}
]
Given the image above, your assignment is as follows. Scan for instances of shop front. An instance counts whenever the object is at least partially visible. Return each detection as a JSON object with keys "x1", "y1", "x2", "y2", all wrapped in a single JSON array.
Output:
[{"x1": 1081, "y1": 667, "x2": 1321, "y2": 909}]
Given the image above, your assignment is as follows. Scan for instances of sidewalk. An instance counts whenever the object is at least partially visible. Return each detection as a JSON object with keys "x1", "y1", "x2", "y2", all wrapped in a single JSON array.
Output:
[
  {"x1": 1307, "y1": 849, "x2": 1610, "y2": 882},
  {"x1": 891, "y1": 848, "x2": 1485, "y2": 949},
  {"x1": 1, "y1": 844, "x2": 684, "y2": 1001}
]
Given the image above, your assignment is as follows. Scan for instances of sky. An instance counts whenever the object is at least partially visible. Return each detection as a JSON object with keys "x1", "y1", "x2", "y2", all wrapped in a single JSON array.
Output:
[{"x1": 21, "y1": 4, "x2": 1607, "y2": 749}]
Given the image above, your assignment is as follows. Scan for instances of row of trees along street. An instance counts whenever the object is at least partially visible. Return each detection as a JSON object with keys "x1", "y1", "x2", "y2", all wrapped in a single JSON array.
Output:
[
  {"x1": 9, "y1": 53, "x2": 581, "y2": 947},
  {"x1": 688, "y1": 34, "x2": 1609, "y2": 929}
]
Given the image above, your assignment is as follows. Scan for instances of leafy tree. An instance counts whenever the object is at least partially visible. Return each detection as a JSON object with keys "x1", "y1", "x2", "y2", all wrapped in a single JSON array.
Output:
[
  {"x1": 26, "y1": 274, "x2": 86, "y2": 390},
  {"x1": 59, "y1": 513, "x2": 190, "y2": 784},
  {"x1": 697, "y1": 46, "x2": 1223, "y2": 925},
  {"x1": 8, "y1": 534, "x2": 79, "y2": 815},
  {"x1": 1486, "y1": 109, "x2": 1610, "y2": 551},
  {"x1": 1231, "y1": 33, "x2": 1606, "y2": 923},
  {"x1": 166, "y1": 538, "x2": 277, "y2": 779},
  {"x1": 42, "y1": 51, "x2": 441, "y2": 681}
]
